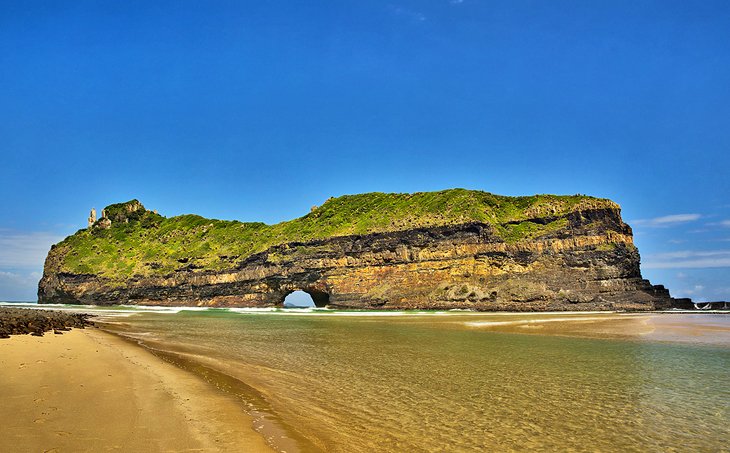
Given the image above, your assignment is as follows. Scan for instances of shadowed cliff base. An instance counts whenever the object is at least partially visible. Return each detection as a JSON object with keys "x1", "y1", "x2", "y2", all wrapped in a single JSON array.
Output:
[{"x1": 38, "y1": 189, "x2": 690, "y2": 311}]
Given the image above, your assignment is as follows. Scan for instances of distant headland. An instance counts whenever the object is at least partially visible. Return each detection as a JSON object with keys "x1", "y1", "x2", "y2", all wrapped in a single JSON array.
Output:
[{"x1": 38, "y1": 189, "x2": 694, "y2": 310}]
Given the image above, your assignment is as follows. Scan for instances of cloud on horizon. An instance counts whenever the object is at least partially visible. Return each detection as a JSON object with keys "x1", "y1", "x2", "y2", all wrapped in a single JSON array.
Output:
[
  {"x1": 0, "y1": 230, "x2": 63, "y2": 268},
  {"x1": 632, "y1": 213, "x2": 701, "y2": 228},
  {"x1": 643, "y1": 250, "x2": 730, "y2": 269},
  {"x1": 0, "y1": 270, "x2": 42, "y2": 301},
  {"x1": 0, "y1": 229, "x2": 63, "y2": 301},
  {"x1": 0, "y1": 230, "x2": 63, "y2": 300}
]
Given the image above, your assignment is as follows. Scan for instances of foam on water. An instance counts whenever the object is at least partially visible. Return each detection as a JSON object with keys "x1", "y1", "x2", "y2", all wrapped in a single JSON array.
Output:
[{"x1": 1, "y1": 301, "x2": 633, "y2": 316}]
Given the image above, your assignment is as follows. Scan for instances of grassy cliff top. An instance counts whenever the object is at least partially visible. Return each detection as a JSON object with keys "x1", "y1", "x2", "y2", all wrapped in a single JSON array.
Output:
[{"x1": 53, "y1": 189, "x2": 619, "y2": 279}]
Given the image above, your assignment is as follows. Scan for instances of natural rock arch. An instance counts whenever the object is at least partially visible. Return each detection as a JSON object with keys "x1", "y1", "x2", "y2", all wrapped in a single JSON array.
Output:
[
  {"x1": 279, "y1": 286, "x2": 330, "y2": 308},
  {"x1": 283, "y1": 290, "x2": 315, "y2": 307},
  {"x1": 39, "y1": 193, "x2": 685, "y2": 311}
]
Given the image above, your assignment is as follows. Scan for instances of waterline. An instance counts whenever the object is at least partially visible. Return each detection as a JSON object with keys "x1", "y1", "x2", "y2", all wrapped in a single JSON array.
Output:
[{"x1": 97, "y1": 310, "x2": 729, "y2": 452}]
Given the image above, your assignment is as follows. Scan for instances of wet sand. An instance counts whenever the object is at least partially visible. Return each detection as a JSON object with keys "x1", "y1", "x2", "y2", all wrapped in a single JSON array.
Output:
[
  {"x1": 0, "y1": 329, "x2": 274, "y2": 453},
  {"x1": 2, "y1": 308, "x2": 727, "y2": 452},
  {"x1": 464, "y1": 312, "x2": 730, "y2": 345}
]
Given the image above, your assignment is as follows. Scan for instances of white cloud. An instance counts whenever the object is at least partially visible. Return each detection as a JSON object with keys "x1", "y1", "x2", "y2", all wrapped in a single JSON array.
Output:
[
  {"x1": 643, "y1": 250, "x2": 730, "y2": 269},
  {"x1": 0, "y1": 231, "x2": 63, "y2": 268},
  {"x1": 651, "y1": 214, "x2": 701, "y2": 224},
  {"x1": 720, "y1": 220, "x2": 730, "y2": 227},
  {"x1": 389, "y1": 5, "x2": 426, "y2": 22},
  {"x1": 0, "y1": 270, "x2": 43, "y2": 301},
  {"x1": 652, "y1": 250, "x2": 730, "y2": 259},
  {"x1": 632, "y1": 213, "x2": 701, "y2": 228},
  {"x1": 680, "y1": 285, "x2": 705, "y2": 296},
  {"x1": 0, "y1": 230, "x2": 64, "y2": 301},
  {"x1": 0, "y1": 270, "x2": 42, "y2": 284},
  {"x1": 672, "y1": 285, "x2": 709, "y2": 300}
]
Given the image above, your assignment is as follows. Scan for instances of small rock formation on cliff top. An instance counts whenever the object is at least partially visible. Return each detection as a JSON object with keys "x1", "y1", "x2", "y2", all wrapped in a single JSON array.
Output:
[
  {"x1": 38, "y1": 189, "x2": 686, "y2": 310},
  {"x1": 87, "y1": 208, "x2": 96, "y2": 228}
]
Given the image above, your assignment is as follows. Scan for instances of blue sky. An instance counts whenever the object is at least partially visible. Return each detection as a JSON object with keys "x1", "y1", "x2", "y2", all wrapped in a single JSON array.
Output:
[{"x1": 1, "y1": 0, "x2": 729, "y2": 301}]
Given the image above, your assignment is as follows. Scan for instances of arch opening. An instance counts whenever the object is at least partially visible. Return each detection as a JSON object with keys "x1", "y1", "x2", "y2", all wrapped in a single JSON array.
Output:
[
  {"x1": 284, "y1": 291, "x2": 315, "y2": 308},
  {"x1": 282, "y1": 289, "x2": 330, "y2": 308}
]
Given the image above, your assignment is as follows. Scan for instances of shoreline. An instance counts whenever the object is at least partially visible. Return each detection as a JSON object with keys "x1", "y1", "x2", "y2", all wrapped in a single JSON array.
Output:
[
  {"x1": 4, "y1": 300, "x2": 729, "y2": 316},
  {"x1": 1, "y1": 306, "x2": 727, "y2": 452},
  {"x1": 0, "y1": 328, "x2": 275, "y2": 453},
  {"x1": 100, "y1": 322, "x2": 321, "y2": 453}
]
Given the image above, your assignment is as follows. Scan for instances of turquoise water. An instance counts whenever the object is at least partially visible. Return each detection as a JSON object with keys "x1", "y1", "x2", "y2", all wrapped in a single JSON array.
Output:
[{"x1": 94, "y1": 310, "x2": 730, "y2": 452}]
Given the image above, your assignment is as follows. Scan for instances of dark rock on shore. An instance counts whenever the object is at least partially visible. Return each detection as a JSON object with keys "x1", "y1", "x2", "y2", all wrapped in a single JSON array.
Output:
[{"x1": 0, "y1": 307, "x2": 94, "y2": 338}]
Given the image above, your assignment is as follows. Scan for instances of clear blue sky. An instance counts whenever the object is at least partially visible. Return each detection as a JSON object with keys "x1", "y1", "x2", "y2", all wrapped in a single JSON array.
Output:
[{"x1": 1, "y1": 0, "x2": 729, "y2": 302}]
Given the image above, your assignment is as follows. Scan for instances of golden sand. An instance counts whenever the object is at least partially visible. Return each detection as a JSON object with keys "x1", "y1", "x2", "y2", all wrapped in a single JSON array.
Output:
[{"x1": 0, "y1": 328, "x2": 273, "y2": 453}]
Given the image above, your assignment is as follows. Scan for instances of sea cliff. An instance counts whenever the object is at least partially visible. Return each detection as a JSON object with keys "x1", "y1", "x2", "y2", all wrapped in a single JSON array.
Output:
[{"x1": 38, "y1": 189, "x2": 683, "y2": 310}]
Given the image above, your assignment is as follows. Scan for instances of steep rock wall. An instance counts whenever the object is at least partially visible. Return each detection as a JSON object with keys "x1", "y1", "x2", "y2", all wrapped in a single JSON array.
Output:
[{"x1": 39, "y1": 202, "x2": 679, "y2": 311}]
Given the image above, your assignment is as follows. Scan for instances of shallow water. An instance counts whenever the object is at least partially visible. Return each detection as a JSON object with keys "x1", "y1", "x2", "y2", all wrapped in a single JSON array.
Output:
[{"x1": 94, "y1": 310, "x2": 729, "y2": 452}]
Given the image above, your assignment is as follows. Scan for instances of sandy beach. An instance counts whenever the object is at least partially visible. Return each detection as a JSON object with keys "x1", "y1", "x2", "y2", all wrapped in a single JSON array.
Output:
[
  {"x1": 1, "y1": 309, "x2": 727, "y2": 452},
  {"x1": 0, "y1": 328, "x2": 274, "y2": 453}
]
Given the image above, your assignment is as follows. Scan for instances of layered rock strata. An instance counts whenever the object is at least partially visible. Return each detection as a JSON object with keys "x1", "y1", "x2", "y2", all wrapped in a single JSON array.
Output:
[{"x1": 38, "y1": 191, "x2": 682, "y2": 311}]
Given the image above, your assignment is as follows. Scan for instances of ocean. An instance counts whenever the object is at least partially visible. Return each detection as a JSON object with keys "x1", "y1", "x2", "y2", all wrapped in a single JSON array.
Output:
[{"x1": 86, "y1": 308, "x2": 730, "y2": 452}]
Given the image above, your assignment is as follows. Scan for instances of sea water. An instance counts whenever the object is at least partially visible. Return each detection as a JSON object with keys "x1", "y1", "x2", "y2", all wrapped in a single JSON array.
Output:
[{"x1": 92, "y1": 309, "x2": 730, "y2": 452}]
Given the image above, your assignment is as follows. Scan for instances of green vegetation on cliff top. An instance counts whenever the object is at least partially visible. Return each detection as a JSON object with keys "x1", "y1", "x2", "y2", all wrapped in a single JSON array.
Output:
[{"x1": 53, "y1": 189, "x2": 618, "y2": 279}]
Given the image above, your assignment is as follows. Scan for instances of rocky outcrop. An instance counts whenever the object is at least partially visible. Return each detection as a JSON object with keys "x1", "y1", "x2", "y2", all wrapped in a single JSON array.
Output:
[
  {"x1": 38, "y1": 192, "x2": 684, "y2": 311},
  {"x1": 87, "y1": 208, "x2": 96, "y2": 228},
  {"x1": 0, "y1": 308, "x2": 94, "y2": 338}
]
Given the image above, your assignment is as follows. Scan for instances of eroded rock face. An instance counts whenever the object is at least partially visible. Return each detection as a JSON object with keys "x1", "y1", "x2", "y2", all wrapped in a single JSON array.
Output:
[{"x1": 39, "y1": 205, "x2": 680, "y2": 311}]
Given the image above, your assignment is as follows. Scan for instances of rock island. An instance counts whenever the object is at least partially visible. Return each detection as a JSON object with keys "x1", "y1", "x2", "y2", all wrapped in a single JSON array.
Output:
[{"x1": 38, "y1": 189, "x2": 687, "y2": 310}]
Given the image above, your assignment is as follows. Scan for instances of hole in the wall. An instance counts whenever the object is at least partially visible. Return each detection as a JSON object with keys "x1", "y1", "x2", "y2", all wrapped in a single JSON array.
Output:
[
  {"x1": 283, "y1": 290, "x2": 316, "y2": 308},
  {"x1": 282, "y1": 289, "x2": 330, "y2": 308}
]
